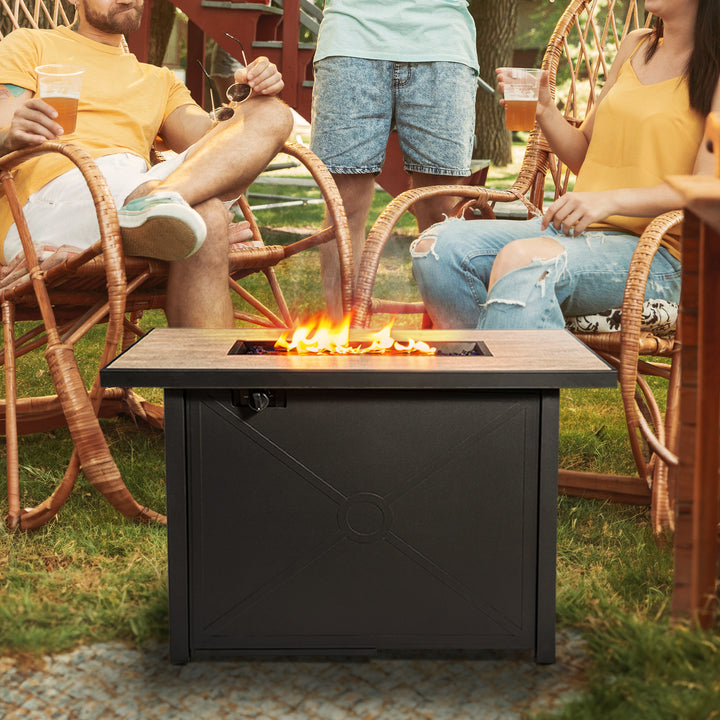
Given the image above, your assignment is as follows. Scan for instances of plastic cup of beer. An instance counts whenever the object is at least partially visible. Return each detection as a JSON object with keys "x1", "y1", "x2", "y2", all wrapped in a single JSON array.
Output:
[
  {"x1": 35, "y1": 65, "x2": 85, "y2": 134},
  {"x1": 503, "y1": 68, "x2": 542, "y2": 132}
]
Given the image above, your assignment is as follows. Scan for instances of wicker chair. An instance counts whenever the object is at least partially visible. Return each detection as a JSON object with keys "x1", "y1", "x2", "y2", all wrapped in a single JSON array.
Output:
[
  {"x1": 350, "y1": 0, "x2": 681, "y2": 533},
  {"x1": 0, "y1": 1, "x2": 352, "y2": 530}
]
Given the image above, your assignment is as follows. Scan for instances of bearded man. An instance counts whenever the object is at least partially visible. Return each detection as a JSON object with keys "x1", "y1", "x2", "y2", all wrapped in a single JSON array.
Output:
[{"x1": 0, "y1": 0, "x2": 293, "y2": 327}]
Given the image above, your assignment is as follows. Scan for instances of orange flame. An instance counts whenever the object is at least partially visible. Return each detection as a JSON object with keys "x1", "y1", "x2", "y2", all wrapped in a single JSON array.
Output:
[{"x1": 275, "y1": 316, "x2": 436, "y2": 355}]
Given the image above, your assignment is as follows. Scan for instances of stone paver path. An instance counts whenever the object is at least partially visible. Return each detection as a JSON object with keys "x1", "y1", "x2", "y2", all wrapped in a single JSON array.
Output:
[{"x1": 0, "y1": 629, "x2": 588, "y2": 719}]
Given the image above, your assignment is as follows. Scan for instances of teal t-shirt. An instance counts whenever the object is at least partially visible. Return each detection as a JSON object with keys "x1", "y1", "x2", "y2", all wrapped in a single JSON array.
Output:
[{"x1": 314, "y1": 0, "x2": 479, "y2": 72}]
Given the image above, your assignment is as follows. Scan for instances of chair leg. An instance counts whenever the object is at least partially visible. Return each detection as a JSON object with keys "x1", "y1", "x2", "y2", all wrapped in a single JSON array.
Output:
[
  {"x1": 15, "y1": 452, "x2": 82, "y2": 531},
  {"x1": 2, "y1": 301, "x2": 84, "y2": 531},
  {"x1": 45, "y1": 341, "x2": 166, "y2": 525},
  {"x1": 2, "y1": 316, "x2": 166, "y2": 529},
  {"x1": 2, "y1": 300, "x2": 20, "y2": 529},
  {"x1": 559, "y1": 339, "x2": 679, "y2": 535},
  {"x1": 263, "y1": 267, "x2": 293, "y2": 326},
  {"x1": 558, "y1": 469, "x2": 651, "y2": 505},
  {"x1": 650, "y1": 346, "x2": 682, "y2": 534}
]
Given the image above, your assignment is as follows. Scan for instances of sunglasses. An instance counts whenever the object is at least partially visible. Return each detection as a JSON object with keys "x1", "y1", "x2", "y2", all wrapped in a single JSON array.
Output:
[
  {"x1": 224, "y1": 33, "x2": 253, "y2": 103},
  {"x1": 197, "y1": 33, "x2": 253, "y2": 122}
]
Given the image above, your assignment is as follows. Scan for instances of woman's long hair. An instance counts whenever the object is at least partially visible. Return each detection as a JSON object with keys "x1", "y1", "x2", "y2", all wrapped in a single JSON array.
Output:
[{"x1": 645, "y1": 0, "x2": 720, "y2": 116}]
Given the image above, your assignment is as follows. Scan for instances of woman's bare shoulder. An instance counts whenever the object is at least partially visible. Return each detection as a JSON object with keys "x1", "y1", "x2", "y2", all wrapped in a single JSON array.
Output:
[{"x1": 618, "y1": 28, "x2": 654, "y2": 57}]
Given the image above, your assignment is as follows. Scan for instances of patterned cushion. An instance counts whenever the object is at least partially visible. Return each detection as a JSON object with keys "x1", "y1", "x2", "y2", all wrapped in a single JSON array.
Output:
[{"x1": 565, "y1": 299, "x2": 677, "y2": 336}]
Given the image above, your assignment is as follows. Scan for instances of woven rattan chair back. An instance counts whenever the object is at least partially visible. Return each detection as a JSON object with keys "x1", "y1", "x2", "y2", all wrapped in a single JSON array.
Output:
[
  {"x1": 0, "y1": 3, "x2": 352, "y2": 529},
  {"x1": 0, "y1": 0, "x2": 73, "y2": 37}
]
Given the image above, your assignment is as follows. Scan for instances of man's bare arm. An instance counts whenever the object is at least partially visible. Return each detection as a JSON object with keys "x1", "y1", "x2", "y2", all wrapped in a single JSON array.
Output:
[{"x1": 158, "y1": 103, "x2": 214, "y2": 154}]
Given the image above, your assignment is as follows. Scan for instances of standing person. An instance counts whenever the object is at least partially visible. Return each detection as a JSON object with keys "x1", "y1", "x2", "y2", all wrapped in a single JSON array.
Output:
[
  {"x1": 0, "y1": 0, "x2": 293, "y2": 328},
  {"x1": 310, "y1": 0, "x2": 479, "y2": 319},
  {"x1": 412, "y1": 0, "x2": 719, "y2": 331}
]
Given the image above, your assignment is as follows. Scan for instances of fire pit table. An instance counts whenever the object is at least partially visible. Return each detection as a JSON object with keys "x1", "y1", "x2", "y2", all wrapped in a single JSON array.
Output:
[{"x1": 101, "y1": 328, "x2": 614, "y2": 664}]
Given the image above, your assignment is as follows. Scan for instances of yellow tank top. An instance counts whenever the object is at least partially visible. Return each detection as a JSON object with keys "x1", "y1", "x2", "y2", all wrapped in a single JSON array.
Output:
[{"x1": 574, "y1": 39, "x2": 705, "y2": 259}]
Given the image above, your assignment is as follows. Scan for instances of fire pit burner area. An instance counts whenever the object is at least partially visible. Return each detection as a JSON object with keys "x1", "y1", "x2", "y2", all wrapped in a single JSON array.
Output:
[
  {"x1": 101, "y1": 328, "x2": 615, "y2": 665},
  {"x1": 228, "y1": 338, "x2": 492, "y2": 357}
]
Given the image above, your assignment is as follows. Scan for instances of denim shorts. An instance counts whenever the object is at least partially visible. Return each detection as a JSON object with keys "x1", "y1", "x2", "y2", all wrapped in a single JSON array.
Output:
[{"x1": 310, "y1": 56, "x2": 477, "y2": 176}]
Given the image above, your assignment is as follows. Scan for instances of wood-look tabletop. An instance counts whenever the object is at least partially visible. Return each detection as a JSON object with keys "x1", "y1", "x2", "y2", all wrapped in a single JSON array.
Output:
[
  {"x1": 667, "y1": 175, "x2": 720, "y2": 232},
  {"x1": 101, "y1": 328, "x2": 616, "y2": 390}
]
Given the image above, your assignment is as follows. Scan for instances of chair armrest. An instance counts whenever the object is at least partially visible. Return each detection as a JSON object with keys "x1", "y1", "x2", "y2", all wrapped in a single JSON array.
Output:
[
  {"x1": 352, "y1": 185, "x2": 503, "y2": 328},
  {"x1": 0, "y1": 141, "x2": 127, "y2": 362},
  {"x1": 619, "y1": 210, "x2": 684, "y2": 356},
  {"x1": 0, "y1": 141, "x2": 125, "y2": 281},
  {"x1": 618, "y1": 210, "x2": 683, "y2": 470},
  {"x1": 282, "y1": 140, "x2": 355, "y2": 315}
]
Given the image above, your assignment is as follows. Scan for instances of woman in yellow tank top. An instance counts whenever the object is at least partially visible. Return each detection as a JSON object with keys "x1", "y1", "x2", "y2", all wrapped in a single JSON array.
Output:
[{"x1": 411, "y1": 0, "x2": 720, "y2": 331}]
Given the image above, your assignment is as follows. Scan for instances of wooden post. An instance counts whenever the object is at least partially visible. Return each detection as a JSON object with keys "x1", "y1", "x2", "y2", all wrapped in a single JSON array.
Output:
[
  {"x1": 281, "y1": 0, "x2": 299, "y2": 109},
  {"x1": 186, "y1": 20, "x2": 206, "y2": 106},
  {"x1": 668, "y1": 175, "x2": 720, "y2": 627},
  {"x1": 693, "y1": 215, "x2": 720, "y2": 626}
]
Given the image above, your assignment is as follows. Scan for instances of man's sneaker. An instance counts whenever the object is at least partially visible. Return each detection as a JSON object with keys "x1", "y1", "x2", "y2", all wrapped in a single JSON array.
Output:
[{"x1": 118, "y1": 191, "x2": 206, "y2": 261}]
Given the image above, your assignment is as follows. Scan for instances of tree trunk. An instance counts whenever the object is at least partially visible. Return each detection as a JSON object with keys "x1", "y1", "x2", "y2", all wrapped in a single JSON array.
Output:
[
  {"x1": 148, "y1": 0, "x2": 177, "y2": 67},
  {"x1": 470, "y1": 0, "x2": 518, "y2": 166}
]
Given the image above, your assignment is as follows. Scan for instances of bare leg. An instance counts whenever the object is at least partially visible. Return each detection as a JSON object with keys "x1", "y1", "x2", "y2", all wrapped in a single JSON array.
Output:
[
  {"x1": 319, "y1": 173, "x2": 376, "y2": 321},
  {"x1": 128, "y1": 96, "x2": 294, "y2": 207},
  {"x1": 410, "y1": 173, "x2": 465, "y2": 232},
  {"x1": 125, "y1": 96, "x2": 293, "y2": 329},
  {"x1": 488, "y1": 236, "x2": 565, "y2": 290},
  {"x1": 319, "y1": 171, "x2": 462, "y2": 321},
  {"x1": 165, "y1": 198, "x2": 234, "y2": 328}
]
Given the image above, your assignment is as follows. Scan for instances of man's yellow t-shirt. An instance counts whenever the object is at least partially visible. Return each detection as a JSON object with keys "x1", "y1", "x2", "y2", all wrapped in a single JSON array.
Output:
[{"x1": 0, "y1": 26, "x2": 195, "y2": 262}]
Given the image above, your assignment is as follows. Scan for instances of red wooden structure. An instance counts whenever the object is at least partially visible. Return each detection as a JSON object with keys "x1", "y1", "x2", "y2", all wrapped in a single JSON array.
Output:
[
  {"x1": 125, "y1": 0, "x2": 445, "y2": 198},
  {"x1": 128, "y1": 0, "x2": 313, "y2": 131}
]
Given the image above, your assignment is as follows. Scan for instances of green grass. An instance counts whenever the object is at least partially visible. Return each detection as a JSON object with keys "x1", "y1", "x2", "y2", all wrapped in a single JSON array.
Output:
[
  {"x1": 1, "y1": 150, "x2": 719, "y2": 716},
  {"x1": 549, "y1": 498, "x2": 720, "y2": 720},
  {"x1": 0, "y1": 421, "x2": 169, "y2": 654}
]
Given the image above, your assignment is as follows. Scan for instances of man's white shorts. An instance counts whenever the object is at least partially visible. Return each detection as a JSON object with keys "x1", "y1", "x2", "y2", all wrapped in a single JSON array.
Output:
[{"x1": 3, "y1": 150, "x2": 187, "y2": 265}]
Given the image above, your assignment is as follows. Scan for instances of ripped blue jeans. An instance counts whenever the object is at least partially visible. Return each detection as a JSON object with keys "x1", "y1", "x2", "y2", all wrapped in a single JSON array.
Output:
[{"x1": 410, "y1": 217, "x2": 682, "y2": 329}]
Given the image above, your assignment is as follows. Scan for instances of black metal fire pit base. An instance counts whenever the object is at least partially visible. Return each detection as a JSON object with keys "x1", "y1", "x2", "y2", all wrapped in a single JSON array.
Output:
[{"x1": 101, "y1": 329, "x2": 615, "y2": 665}]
